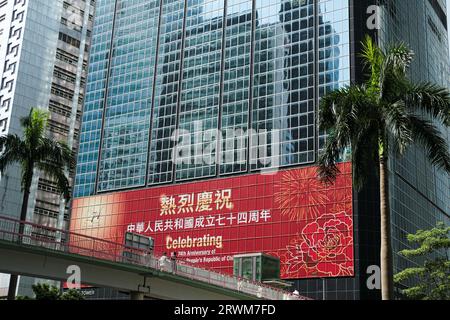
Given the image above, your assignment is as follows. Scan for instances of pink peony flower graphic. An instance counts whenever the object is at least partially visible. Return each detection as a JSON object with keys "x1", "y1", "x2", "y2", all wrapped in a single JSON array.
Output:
[{"x1": 283, "y1": 211, "x2": 354, "y2": 278}]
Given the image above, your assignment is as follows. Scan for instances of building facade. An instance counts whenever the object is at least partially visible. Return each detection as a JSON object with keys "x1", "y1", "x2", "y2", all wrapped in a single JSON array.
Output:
[
  {"x1": 0, "y1": 0, "x2": 94, "y2": 296},
  {"x1": 71, "y1": 0, "x2": 449, "y2": 300},
  {"x1": 378, "y1": 0, "x2": 450, "y2": 297}
]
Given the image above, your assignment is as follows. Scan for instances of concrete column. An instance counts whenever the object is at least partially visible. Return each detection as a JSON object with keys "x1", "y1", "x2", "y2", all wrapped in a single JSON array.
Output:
[{"x1": 130, "y1": 291, "x2": 145, "y2": 300}]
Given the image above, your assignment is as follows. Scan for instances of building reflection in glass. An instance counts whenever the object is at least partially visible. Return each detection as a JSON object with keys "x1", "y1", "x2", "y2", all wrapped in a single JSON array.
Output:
[{"x1": 76, "y1": 0, "x2": 350, "y2": 195}]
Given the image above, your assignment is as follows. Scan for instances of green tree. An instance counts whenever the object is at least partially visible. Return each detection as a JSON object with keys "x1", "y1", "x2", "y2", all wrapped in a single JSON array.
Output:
[
  {"x1": 317, "y1": 36, "x2": 450, "y2": 300},
  {"x1": 60, "y1": 289, "x2": 85, "y2": 300},
  {"x1": 16, "y1": 284, "x2": 85, "y2": 300},
  {"x1": 394, "y1": 223, "x2": 450, "y2": 300},
  {"x1": 31, "y1": 283, "x2": 61, "y2": 301},
  {"x1": 0, "y1": 108, "x2": 75, "y2": 300}
]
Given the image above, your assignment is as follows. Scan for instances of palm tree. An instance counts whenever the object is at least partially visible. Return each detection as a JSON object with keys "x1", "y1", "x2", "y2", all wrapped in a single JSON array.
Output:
[
  {"x1": 0, "y1": 108, "x2": 75, "y2": 300},
  {"x1": 317, "y1": 36, "x2": 450, "y2": 300}
]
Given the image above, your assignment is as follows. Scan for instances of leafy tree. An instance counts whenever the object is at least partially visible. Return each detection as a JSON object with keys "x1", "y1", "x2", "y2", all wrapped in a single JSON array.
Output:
[
  {"x1": 0, "y1": 108, "x2": 75, "y2": 300},
  {"x1": 394, "y1": 223, "x2": 450, "y2": 300},
  {"x1": 32, "y1": 283, "x2": 61, "y2": 301},
  {"x1": 317, "y1": 35, "x2": 450, "y2": 300},
  {"x1": 15, "y1": 284, "x2": 85, "y2": 300},
  {"x1": 60, "y1": 289, "x2": 85, "y2": 300}
]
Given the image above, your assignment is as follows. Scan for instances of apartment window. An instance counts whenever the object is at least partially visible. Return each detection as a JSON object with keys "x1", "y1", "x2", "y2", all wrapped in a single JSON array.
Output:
[
  {"x1": 51, "y1": 83, "x2": 74, "y2": 100},
  {"x1": 49, "y1": 99, "x2": 72, "y2": 118},
  {"x1": 53, "y1": 66, "x2": 76, "y2": 84},
  {"x1": 56, "y1": 48, "x2": 78, "y2": 66},
  {"x1": 48, "y1": 119, "x2": 70, "y2": 136},
  {"x1": 38, "y1": 178, "x2": 60, "y2": 194},
  {"x1": 58, "y1": 32, "x2": 81, "y2": 48}
]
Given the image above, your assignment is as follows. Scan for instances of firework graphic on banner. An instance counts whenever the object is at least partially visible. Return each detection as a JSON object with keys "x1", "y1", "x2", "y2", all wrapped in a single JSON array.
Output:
[
  {"x1": 332, "y1": 186, "x2": 353, "y2": 213},
  {"x1": 274, "y1": 167, "x2": 329, "y2": 221}
]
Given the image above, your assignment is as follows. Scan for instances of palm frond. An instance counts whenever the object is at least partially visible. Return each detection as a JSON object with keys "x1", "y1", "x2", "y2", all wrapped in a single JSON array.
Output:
[
  {"x1": 360, "y1": 35, "x2": 384, "y2": 91},
  {"x1": 35, "y1": 138, "x2": 75, "y2": 169},
  {"x1": 408, "y1": 115, "x2": 450, "y2": 174},
  {"x1": 317, "y1": 131, "x2": 342, "y2": 184},
  {"x1": 383, "y1": 100, "x2": 413, "y2": 155},
  {"x1": 319, "y1": 85, "x2": 371, "y2": 130},
  {"x1": 0, "y1": 135, "x2": 28, "y2": 173},
  {"x1": 319, "y1": 91, "x2": 340, "y2": 130},
  {"x1": 319, "y1": 87, "x2": 359, "y2": 130},
  {"x1": 318, "y1": 84, "x2": 376, "y2": 184},
  {"x1": 36, "y1": 162, "x2": 71, "y2": 201},
  {"x1": 21, "y1": 108, "x2": 49, "y2": 149},
  {"x1": 384, "y1": 42, "x2": 414, "y2": 75},
  {"x1": 34, "y1": 138, "x2": 74, "y2": 201},
  {"x1": 351, "y1": 121, "x2": 380, "y2": 190},
  {"x1": 404, "y1": 83, "x2": 450, "y2": 126},
  {"x1": 379, "y1": 42, "x2": 414, "y2": 99}
]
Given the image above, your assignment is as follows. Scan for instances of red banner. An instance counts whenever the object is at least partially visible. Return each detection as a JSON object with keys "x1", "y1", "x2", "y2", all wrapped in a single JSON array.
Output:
[{"x1": 70, "y1": 162, "x2": 354, "y2": 279}]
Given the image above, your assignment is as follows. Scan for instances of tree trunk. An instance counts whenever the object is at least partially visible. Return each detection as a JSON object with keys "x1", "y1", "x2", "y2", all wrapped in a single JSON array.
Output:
[
  {"x1": 379, "y1": 155, "x2": 394, "y2": 300},
  {"x1": 7, "y1": 183, "x2": 31, "y2": 300},
  {"x1": 18, "y1": 186, "x2": 30, "y2": 232}
]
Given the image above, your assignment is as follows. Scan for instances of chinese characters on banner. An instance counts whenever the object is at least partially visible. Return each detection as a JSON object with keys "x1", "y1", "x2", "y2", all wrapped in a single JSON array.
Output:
[
  {"x1": 70, "y1": 163, "x2": 354, "y2": 279},
  {"x1": 160, "y1": 189, "x2": 233, "y2": 215},
  {"x1": 127, "y1": 190, "x2": 271, "y2": 234}
]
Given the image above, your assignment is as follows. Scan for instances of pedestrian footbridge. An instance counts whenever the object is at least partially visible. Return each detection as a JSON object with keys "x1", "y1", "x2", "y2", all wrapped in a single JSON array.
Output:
[{"x1": 0, "y1": 215, "x2": 308, "y2": 300}]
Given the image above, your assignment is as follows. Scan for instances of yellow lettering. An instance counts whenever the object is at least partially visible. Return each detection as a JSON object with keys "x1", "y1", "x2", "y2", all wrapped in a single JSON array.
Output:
[
  {"x1": 166, "y1": 236, "x2": 172, "y2": 249},
  {"x1": 165, "y1": 234, "x2": 224, "y2": 250}
]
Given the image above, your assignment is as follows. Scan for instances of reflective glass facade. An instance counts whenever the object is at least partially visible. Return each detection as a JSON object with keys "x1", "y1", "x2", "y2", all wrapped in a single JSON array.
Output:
[
  {"x1": 251, "y1": 0, "x2": 317, "y2": 169},
  {"x1": 221, "y1": 0, "x2": 252, "y2": 175},
  {"x1": 97, "y1": 0, "x2": 160, "y2": 191},
  {"x1": 75, "y1": 0, "x2": 350, "y2": 197},
  {"x1": 378, "y1": 0, "x2": 450, "y2": 296},
  {"x1": 75, "y1": 0, "x2": 116, "y2": 197},
  {"x1": 177, "y1": 0, "x2": 224, "y2": 181},
  {"x1": 148, "y1": 0, "x2": 185, "y2": 185}
]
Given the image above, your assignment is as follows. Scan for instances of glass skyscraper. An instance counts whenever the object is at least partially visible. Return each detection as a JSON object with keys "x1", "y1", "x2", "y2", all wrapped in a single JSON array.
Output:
[
  {"x1": 75, "y1": 0, "x2": 349, "y2": 197},
  {"x1": 378, "y1": 0, "x2": 450, "y2": 297},
  {"x1": 73, "y1": 0, "x2": 449, "y2": 300}
]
